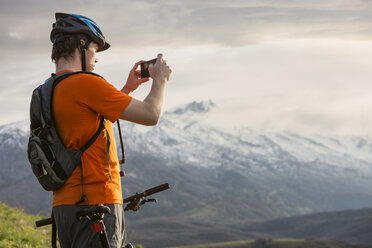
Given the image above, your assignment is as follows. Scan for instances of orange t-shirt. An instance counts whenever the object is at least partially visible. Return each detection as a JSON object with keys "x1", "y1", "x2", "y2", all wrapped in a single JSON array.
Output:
[{"x1": 52, "y1": 70, "x2": 132, "y2": 207}]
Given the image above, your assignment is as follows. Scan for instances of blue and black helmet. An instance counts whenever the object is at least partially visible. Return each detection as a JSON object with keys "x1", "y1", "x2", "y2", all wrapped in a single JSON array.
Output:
[{"x1": 51, "y1": 13, "x2": 110, "y2": 52}]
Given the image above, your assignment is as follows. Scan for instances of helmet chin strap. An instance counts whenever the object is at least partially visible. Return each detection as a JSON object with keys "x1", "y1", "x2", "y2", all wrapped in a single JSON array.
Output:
[{"x1": 75, "y1": 36, "x2": 91, "y2": 71}]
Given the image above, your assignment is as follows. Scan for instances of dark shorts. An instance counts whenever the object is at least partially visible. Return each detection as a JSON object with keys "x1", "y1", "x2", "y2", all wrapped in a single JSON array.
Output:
[{"x1": 53, "y1": 204, "x2": 125, "y2": 248}]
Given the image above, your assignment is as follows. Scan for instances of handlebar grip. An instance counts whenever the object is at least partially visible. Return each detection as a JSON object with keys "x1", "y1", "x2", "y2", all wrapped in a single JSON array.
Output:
[
  {"x1": 145, "y1": 183, "x2": 170, "y2": 196},
  {"x1": 123, "y1": 183, "x2": 170, "y2": 203},
  {"x1": 35, "y1": 218, "x2": 53, "y2": 227}
]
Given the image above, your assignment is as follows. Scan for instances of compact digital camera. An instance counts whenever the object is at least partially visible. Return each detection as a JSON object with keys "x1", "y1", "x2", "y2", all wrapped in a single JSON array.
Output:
[{"x1": 140, "y1": 58, "x2": 157, "y2": 78}]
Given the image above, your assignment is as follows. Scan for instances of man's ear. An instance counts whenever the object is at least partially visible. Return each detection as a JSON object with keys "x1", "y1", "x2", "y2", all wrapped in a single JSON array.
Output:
[{"x1": 76, "y1": 40, "x2": 86, "y2": 53}]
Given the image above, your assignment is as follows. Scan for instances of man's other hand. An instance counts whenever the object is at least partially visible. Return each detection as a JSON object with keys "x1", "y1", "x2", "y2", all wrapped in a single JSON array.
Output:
[{"x1": 122, "y1": 60, "x2": 150, "y2": 94}]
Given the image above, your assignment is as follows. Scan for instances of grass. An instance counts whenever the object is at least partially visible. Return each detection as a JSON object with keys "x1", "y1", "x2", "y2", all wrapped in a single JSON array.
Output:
[
  {"x1": 0, "y1": 202, "x2": 368, "y2": 248},
  {"x1": 0, "y1": 202, "x2": 52, "y2": 248},
  {"x1": 0, "y1": 202, "x2": 144, "y2": 248}
]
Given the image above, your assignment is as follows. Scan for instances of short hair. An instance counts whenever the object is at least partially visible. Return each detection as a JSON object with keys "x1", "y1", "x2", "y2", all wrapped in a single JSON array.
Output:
[{"x1": 51, "y1": 34, "x2": 90, "y2": 63}]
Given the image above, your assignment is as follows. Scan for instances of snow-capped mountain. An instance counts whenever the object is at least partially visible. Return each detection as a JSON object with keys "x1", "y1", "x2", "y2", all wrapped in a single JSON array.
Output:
[
  {"x1": 120, "y1": 100, "x2": 372, "y2": 174},
  {"x1": 1, "y1": 100, "x2": 372, "y2": 223}
]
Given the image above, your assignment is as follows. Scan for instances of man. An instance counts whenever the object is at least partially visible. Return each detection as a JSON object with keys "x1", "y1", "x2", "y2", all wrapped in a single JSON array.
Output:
[{"x1": 49, "y1": 13, "x2": 171, "y2": 247}]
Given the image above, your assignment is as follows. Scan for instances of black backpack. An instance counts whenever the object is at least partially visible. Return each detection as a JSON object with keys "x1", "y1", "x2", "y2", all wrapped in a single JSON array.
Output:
[{"x1": 27, "y1": 71, "x2": 106, "y2": 193}]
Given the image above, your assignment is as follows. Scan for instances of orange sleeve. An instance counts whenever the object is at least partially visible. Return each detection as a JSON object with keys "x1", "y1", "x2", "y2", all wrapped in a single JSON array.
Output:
[{"x1": 77, "y1": 74, "x2": 132, "y2": 122}]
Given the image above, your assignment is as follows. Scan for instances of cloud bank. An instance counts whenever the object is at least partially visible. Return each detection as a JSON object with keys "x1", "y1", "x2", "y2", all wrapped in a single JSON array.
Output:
[
  {"x1": 1, "y1": 0, "x2": 372, "y2": 52},
  {"x1": 1, "y1": 0, "x2": 372, "y2": 136}
]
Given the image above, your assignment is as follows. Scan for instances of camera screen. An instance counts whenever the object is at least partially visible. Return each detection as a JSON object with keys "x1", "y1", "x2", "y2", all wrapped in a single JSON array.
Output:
[{"x1": 141, "y1": 58, "x2": 157, "y2": 78}]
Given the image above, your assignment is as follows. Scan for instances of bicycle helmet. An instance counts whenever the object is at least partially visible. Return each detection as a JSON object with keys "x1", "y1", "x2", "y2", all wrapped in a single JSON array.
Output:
[{"x1": 51, "y1": 13, "x2": 110, "y2": 52}]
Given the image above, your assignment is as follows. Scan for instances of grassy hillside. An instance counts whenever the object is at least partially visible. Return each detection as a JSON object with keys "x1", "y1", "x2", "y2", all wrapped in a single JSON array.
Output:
[
  {"x1": 1, "y1": 201, "x2": 372, "y2": 248},
  {"x1": 0, "y1": 202, "x2": 52, "y2": 248},
  {"x1": 0, "y1": 202, "x2": 144, "y2": 248}
]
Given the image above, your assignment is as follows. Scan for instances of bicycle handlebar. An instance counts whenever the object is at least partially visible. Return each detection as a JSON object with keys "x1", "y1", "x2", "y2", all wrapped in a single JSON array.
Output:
[
  {"x1": 35, "y1": 183, "x2": 170, "y2": 227},
  {"x1": 123, "y1": 183, "x2": 170, "y2": 203}
]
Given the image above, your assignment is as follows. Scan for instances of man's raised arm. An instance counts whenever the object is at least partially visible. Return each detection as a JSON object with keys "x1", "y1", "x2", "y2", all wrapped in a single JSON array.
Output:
[{"x1": 120, "y1": 53, "x2": 172, "y2": 126}]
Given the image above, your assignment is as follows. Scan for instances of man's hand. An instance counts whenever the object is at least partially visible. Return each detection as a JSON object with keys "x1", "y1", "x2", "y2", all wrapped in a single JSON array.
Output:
[
  {"x1": 122, "y1": 61, "x2": 150, "y2": 94},
  {"x1": 148, "y1": 54, "x2": 172, "y2": 83}
]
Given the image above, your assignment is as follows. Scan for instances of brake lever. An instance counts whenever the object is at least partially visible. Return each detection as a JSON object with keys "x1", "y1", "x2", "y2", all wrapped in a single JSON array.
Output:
[{"x1": 124, "y1": 197, "x2": 157, "y2": 211}]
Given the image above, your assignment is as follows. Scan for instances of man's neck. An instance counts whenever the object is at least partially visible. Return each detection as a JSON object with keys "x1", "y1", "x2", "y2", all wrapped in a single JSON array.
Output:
[
  {"x1": 56, "y1": 61, "x2": 81, "y2": 73},
  {"x1": 56, "y1": 66, "x2": 77, "y2": 73},
  {"x1": 55, "y1": 52, "x2": 82, "y2": 73}
]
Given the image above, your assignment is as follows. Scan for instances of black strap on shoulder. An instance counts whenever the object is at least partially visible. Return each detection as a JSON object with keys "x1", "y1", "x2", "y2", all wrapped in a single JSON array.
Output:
[
  {"x1": 51, "y1": 71, "x2": 105, "y2": 153},
  {"x1": 50, "y1": 71, "x2": 104, "y2": 126},
  {"x1": 76, "y1": 118, "x2": 108, "y2": 204},
  {"x1": 52, "y1": 71, "x2": 104, "y2": 88},
  {"x1": 79, "y1": 118, "x2": 106, "y2": 152}
]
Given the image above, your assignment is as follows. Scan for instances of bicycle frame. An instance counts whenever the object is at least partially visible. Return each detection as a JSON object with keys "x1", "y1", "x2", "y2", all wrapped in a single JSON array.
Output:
[{"x1": 76, "y1": 204, "x2": 112, "y2": 248}]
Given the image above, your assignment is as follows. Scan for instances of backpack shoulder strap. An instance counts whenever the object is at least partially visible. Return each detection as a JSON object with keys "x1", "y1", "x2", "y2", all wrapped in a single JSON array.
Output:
[
  {"x1": 50, "y1": 71, "x2": 106, "y2": 152},
  {"x1": 79, "y1": 118, "x2": 105, "y2": 152},
  {"x1": 51, "y1": 71, "x2": 104, "y2": 88}
]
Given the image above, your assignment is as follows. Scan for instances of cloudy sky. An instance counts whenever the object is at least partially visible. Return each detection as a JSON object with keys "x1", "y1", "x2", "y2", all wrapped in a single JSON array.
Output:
[{"x1": 1, "y1": 0, "x2": 372, "y2": 136}]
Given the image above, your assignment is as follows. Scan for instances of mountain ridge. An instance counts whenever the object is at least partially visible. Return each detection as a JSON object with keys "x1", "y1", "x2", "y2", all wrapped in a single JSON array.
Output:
[
  {"x1": 1, "y1": 100, "x2": 372, "y2": 246},
  {"x1": 2, "y1": 100, "x2": 372, "y2": 216}
]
